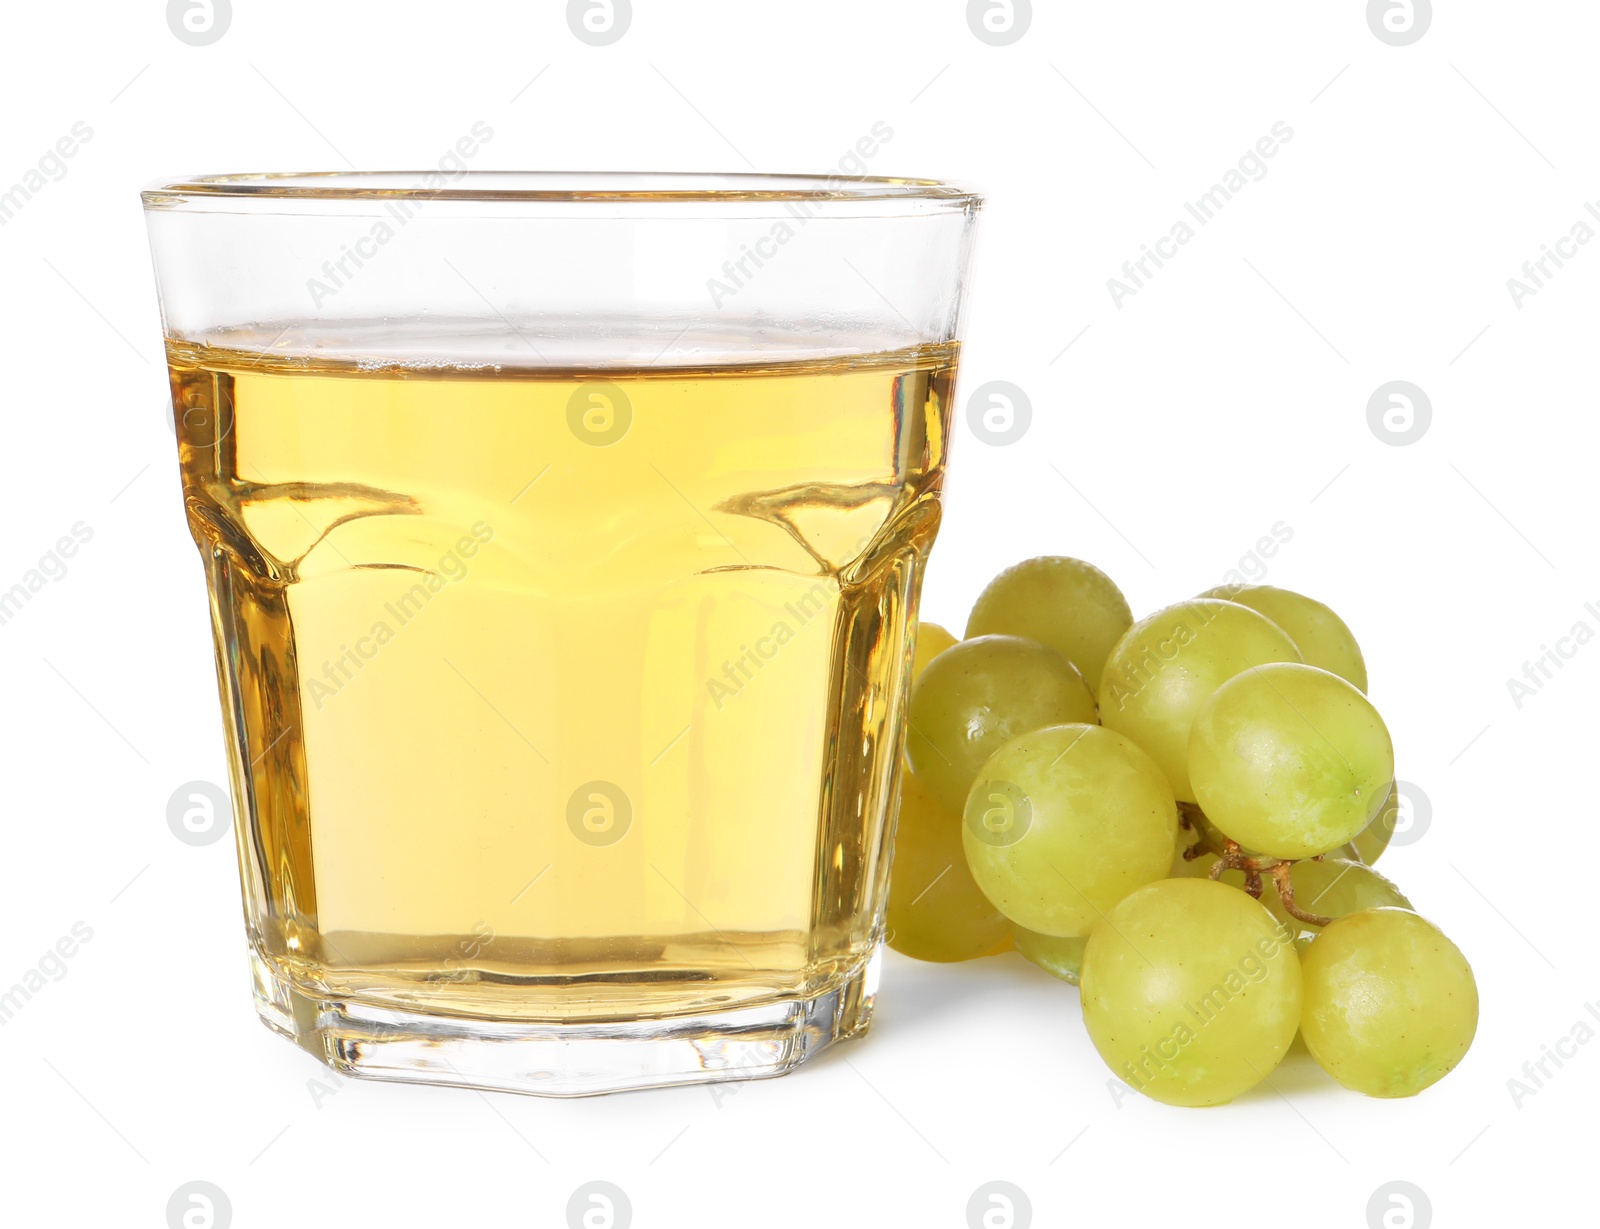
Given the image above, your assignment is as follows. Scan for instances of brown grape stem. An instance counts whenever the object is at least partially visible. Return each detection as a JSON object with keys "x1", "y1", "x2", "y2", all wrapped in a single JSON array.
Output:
[
  {"x1": 1202, "y1": 832, "x2": 1335, "y2": 926},
  {"x1": 1176, "y1": 802, "x2": 1206, "y2": 861},
  {"x1": 1269, "y1": 861, "x2": 1333, "y2": 928}
]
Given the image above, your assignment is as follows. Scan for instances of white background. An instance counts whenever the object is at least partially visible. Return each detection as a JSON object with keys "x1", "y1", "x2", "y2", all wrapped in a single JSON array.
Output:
[{"x1": 0, "y1": 2, "x2": 1592, "y2": 1226}]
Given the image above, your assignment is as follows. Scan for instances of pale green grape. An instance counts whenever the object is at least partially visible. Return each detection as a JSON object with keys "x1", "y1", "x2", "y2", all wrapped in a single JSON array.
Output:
[
  {"x1": 1080, "y1": 879, "x2": 1302, "y2": 1107},
  {"x1": 1262, "y1": 858, "x2": 1412, "y2": 952},
  {"x1": 1189, "y1": 663, "x2": 1393, "y2": 859},
  {"x1": 912, "y1": 621, "x2": 959, "y2": 681},
  {"x1": 1350, "y1": 782, "x2": 1399, "y2": 865},
  {"x1": 965, "y1": 556, "x2": 1133, "y2": 690},
  {"x1": 1300, "y1": 908, "x2": 1478, "y2": 1098},
  {"x1": 1014, "y1": 928, "x2": 1086, "y2": 985},
  {"x1": 962, "y1": 724, "x2": 1176, "y2": 937},
  {"x1": 907, "y1": 635, "x2": 1097, "y2": 814},
  {"x1": 1098, "y1": 600, "x2": 1302, "y2": 802},
  {"x1": 886, "y1": 768, "x2": 1012, "y2": 962},
  {"x1": 1199, "y1": 584, "x2": 1368, "y2": 691}
]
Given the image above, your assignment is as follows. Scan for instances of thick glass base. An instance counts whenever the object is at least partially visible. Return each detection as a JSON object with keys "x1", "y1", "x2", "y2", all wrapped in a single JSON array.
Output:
[{"x1": 249, "y1": 947, "x2": 881, "y2": 1097}]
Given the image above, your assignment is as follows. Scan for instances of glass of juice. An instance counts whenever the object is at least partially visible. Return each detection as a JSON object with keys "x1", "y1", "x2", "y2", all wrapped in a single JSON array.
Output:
[{"x1": 143, "y1": 172, "x2": 982, "y2": 1095}]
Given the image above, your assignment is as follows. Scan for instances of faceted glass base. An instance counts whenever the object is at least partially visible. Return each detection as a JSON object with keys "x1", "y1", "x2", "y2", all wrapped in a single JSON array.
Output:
[{"x1": 250, "y1": 946, "x2": 881, "y2": 1097}]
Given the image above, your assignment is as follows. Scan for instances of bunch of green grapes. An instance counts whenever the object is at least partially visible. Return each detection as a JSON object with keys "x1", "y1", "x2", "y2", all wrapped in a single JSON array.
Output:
[{"x1": 883, "y1": 561, "x2": 1477, "y2": 1107}]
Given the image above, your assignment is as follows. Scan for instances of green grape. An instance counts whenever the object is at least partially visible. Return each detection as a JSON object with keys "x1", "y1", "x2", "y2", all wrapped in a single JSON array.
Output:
[
  {"x1": 1098, "y1": 600, "x2": 1302, "y2": 802},
  {"x1": 907, "y1": 635, "x2": 1097, "y2": 814},
  {"x1": 886, "y1": 768, "x2": 1012, "y2": 962},
  {"x1": 1261, "y1": 858, "x2": 1412, "y2": 952},
  {"x1": 1350, "y1": 782, "x2": 1399, "y2": 865},
  {"x1": 965, "y1": 556, "x2": 1133, "y2": 690},
  {"x1": 1189, "y1": 663, "x2": 1393, "y2": 859},
  {"x1": 961, "y1": 723, "x2": 1176, "y2": 937},
  {"x1": 1199, "y1": 584, "x2": 1368, "y2": 691},
  {"x1": 1080, "y1": 879, "x2": 1302, "y2": 1107},
  {"x1": 911, "y1": 621, "x2": 959, "y2": 681},
  {"x1": 1300, "y1": 908, "x2": 1478, "y2": 1098},
  {"x1": 1014, "y1": 928, "x2": 1086, "y2": 985}
]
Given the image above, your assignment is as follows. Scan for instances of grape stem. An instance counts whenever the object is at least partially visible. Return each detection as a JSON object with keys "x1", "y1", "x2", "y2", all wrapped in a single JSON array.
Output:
[
  {"x1": 1269, "y1": 861, "x2": 1334, "y2": 928},
  {"x1": 1205, "y1": 837, "x2": 1334, "y2": 927},
  {"x1": 1176, "y1": 803, "x2": 1207, "y2": 862}
]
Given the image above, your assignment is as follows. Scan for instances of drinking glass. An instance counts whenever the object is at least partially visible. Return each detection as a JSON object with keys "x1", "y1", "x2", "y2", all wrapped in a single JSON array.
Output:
[{"x1": 143, "y1": 171, "x2": 982, "y2": 1095}]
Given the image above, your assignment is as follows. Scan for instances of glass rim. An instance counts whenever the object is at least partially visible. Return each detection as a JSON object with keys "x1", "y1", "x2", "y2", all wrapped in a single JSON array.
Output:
[{"x1": 142, "y1": 170, "x2": 984, "y2": 207}]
